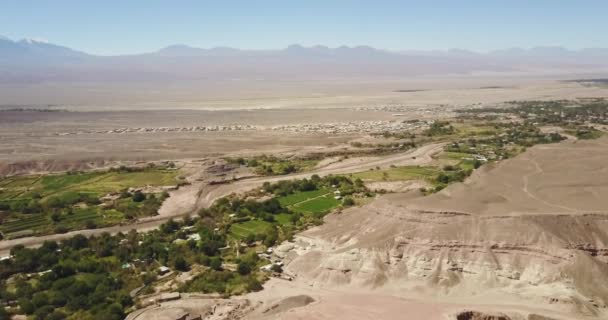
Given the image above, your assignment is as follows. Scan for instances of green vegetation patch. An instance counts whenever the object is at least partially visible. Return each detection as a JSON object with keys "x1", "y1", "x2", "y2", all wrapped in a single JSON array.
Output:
[
  {"x1": 0, "y1": 175, "x2": 369, "y2": 320},
  {"x1": 277, "y1": 189, "x2": 330, "y2": 207},
  {"x1": 226, "y1": 156, "x2": 319, "y2": 176},
  {"x1": 353, "y1": 165, "x2": 438, "y2": 182},
  {"x1": 85, "y1": 170, "x2": 177, "y2": 192},
  {"x1": 453, "y1": 123, "x2": 503, "y2": 137},
  {"x1": 291, "y1": 195, "x2": 340, "y2": 215},
  {"x1": 423, "y1": 121, "x2": 456, "y2": 137},
  {"x1": 180, "y1": 270, "x2": 263, "y2": 296},
  {"x1": 0, "y1": 214, "x2": 48, "y2": 235},
  {"x1": 565, "y1": 127, "x2": 605, "y2": 140},
  {"x1": 438, "y1": 151, "x2": 474, "y2": 160},
  {"x1": 50, "y1": 170, "x2": 177, "y2": 199},
  {"x1": 229, "y1": 220, "x2": 273, "y2": 239},
  {"x1": 0, "y1": 168, "x2": 177, "y2": 202},
  {"x1": 39, "y1": 172, "x2": 100, "y2": 194},
  {"x1": 274, "y1": 213, "x2": 293, "y2": 226},
  {"x1": 0, "y1": 166, "x2": 178, "y2": 238}
]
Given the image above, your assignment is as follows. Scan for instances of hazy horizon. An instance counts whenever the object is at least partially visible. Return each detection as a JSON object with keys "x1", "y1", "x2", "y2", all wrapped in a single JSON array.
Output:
[
  {"x1": 3, "y1": 1, "x2": 608, "y2": 55},
  {"x1": 2, "y1": 1, "x2": 608, "y2": 107},
  {"x1": 4, "y1": 36, "x2": 608, "y2": 57}
]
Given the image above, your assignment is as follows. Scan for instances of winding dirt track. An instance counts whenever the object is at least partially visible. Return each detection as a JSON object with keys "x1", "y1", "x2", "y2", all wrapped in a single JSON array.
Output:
[{"x1": 0, "y1": 143, "x2": 444, "y2": 256}]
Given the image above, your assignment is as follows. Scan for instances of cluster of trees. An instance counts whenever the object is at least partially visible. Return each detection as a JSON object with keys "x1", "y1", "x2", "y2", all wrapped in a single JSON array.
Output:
[
  {"x1": 514, "y1": 100, "x2": 608, "y2": 126},
  {"x1": 446, "y1": 123, "x2": 566, "y2": 162},
  {"x1": 178, "y1": 249, "x2": 265, "y2": 295},
  {"x1": 0, "y1": 214, "x2": 238, "y2": 318},
  {"x1": 503, "y1": 124, "x2": 565, "y2": 146},
  {"x1": 569, "y1": 126, "x2": 604, "y2": 140},
  {"x1": 226, "y1": 155, "x2": 305, "y2": 176},
  {"x1": 263, "y1": 179, "x2": 317, "y2": 196},
  {"x1": 424, "y1": 121, "x2": 456, "y2": 137},
  {"x1": 350, "y1": 140, "x2": 417, "y2": 152},
  {"x1": 0, "y1": 188, "x2": 169, "y2": 239},
  {"x1": 0, "y1": 191, "x2": 100, "y2": 216},
  {"x1": 378, "y1": 130, "x2": 417, "y2": 140},
  {"x1": 1, "y1": 237, "x2": 132, "y2": 320},
  {"x1": 459, "y1": 100, "x2": 608, "y2": 126},
  {"x1": 1, "y1": 195, "x2": 166, "y2": 241},
  {"x1": 109, "y1": 190, "x2": 168, "y2": 220},
  {"x1": 263, "y1": 174, "x2": 363, "y2": 197},
  {"x1": 1, "y1": 175, "x2": 366, "y2": 318},
  {"x1": 436, "y1": 169, "x2": 471, "y2": 185}
]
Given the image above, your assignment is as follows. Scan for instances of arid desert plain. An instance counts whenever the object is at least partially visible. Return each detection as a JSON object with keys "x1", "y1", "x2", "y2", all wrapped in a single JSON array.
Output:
[{"x1": 2, "y1": 79, "x2": 608, "y2": 320}]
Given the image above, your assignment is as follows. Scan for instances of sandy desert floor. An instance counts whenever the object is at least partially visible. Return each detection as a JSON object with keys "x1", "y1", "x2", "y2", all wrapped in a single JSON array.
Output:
[
  {"x1": 1, "y1": 80, "x2": 608, "y2": 167},
  {"x1": 1, "y1": 75, "x2": 607, "y2": 109}
]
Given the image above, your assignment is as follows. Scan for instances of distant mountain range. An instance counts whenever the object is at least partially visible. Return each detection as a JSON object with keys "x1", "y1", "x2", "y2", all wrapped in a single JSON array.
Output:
[
  {"x1": 1, "y1": 36, "x2": 608, "y2": 84},
  {"x1": 0, "y1": 38, "x2": 88, "y2": 61}
]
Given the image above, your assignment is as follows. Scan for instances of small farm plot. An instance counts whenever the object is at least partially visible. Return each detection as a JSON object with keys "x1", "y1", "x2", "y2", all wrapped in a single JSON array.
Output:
[
  {"x1": 277, "y1": 188, "x2": 341, "y2": 215},
  {"x1": 229, "y1": 220, "x2": 273, "y2": 239},
  {"x1": 291, "y1": 195, "x2": 340, "y2": 215},
  {"x1": 352, "y1": 166, "x2": 438, "y2": 182},
  {"x1": 274, "y1": 213, "x2": 293, "y2": 226},
  {"x1": 0, "y1": 214, "x2": 49, "y2": 235},
  {"x1": 277, "y1": 189, "x2": 331, "y2": 207},
  {"x1": 0, "y1": 167, "x2": 179, "y2": 238}
]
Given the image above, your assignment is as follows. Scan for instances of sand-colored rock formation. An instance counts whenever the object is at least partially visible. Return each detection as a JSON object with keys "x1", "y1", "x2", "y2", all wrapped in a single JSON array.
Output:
[{"x1": 249, "y1": 137, "x2": 608, "y2": 319}]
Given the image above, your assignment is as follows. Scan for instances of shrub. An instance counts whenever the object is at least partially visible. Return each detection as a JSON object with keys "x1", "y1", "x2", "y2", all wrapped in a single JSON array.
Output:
[
  {"x1": 46, "y1": 310, "x2": 67, "y2": 320},
  {"x1": 473, "y1": 160, "x2": 482, "y2": 169},
  {"x1": 245, "y1": 277, "x2": 263, "y2": 291},
  {"x1": 174, "y1": 257, "x2": 189, "y2": 272},
  {"x1": 54, "y1": 225, "x2": 68, "y2": 234},
  {"x1": 19, "y1": 299, "x2": 35, "y2": 314},
  {"x1": 342, "y1": 197, "x2": 355, "y2": 207},
  {"x1": 237, "y1": 261, "x2": 252, "y2": 275},
  {"x1": 84, "y1": 220, "x2": 97, "y2": 229},
  {"x1": 209, "y1": 257, "x2": 222, "y2": 271},
  {"x1": 33, "y1": 305, "x2": 54, "y2": 320},
  {"x1": 0, "y1": 308, "x2": 9, "y2": 320},
  {"x1": 132, "y1": 191, "x2": 146, "y2": 202},
  {"x1": 51, "y1": 212, "x2": 62, "y2": 222},
  {"x1": 32, "y1": 292, "x2": 49, "y2": 308},
  {"x1": 270, "y1": 264, "x2": 283, "y2": 273}
]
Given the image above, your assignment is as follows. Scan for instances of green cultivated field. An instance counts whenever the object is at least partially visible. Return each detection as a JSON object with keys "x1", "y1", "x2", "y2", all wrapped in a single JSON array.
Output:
[
  {"x1": 229, "y1": 220, "x2": 273, "y2": 239},
  {"x1": 438, "y1": 151, "x2": 472, "y2": 160},
  {"x1": 0, "y1": 210, "x2": 103, "y2": 237},
  {"x1": 277, "y1": 189, "x2": 341, "y2": 216},
  {"x1": 352, "y1": 165, "x2": 438, "y2": 182},
  {"x1": 0, "y1": 167, "x2": 179, "y2": 238},
  {"x1": 0, "y1": 169, "x2": 177, "y2": 202},
  {"x1": 0, "y1": 214, "x2": 48, "y2": 234},
  {"x1": 274, "y1": 213, "x2": 293, "y2": 226},
  {"x1": 436, "y1": 152, "x2": 478, "y2": 170},
  {"x1": 277, "y1": 189, "x2": 331, "y2": 206},
  {"x1": 291, "y1": 195, "x2": 340, "y2": 215}
]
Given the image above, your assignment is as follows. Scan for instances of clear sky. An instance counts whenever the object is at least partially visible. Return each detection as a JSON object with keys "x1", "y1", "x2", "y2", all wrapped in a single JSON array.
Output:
[{"x1": 1, "y1": 0, "x2": 607, "y2": 55}]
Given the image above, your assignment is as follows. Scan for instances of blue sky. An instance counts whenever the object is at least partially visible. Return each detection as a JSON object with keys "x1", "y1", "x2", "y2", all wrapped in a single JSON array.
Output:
[{"x1": 1, "y1": 0, "x2": 607, "y2": 55}]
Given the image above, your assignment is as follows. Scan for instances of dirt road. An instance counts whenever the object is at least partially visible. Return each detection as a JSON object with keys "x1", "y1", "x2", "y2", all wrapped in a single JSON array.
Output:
[{"x1": 0, "y1": 143, "x2": 444, "y2": 256}]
